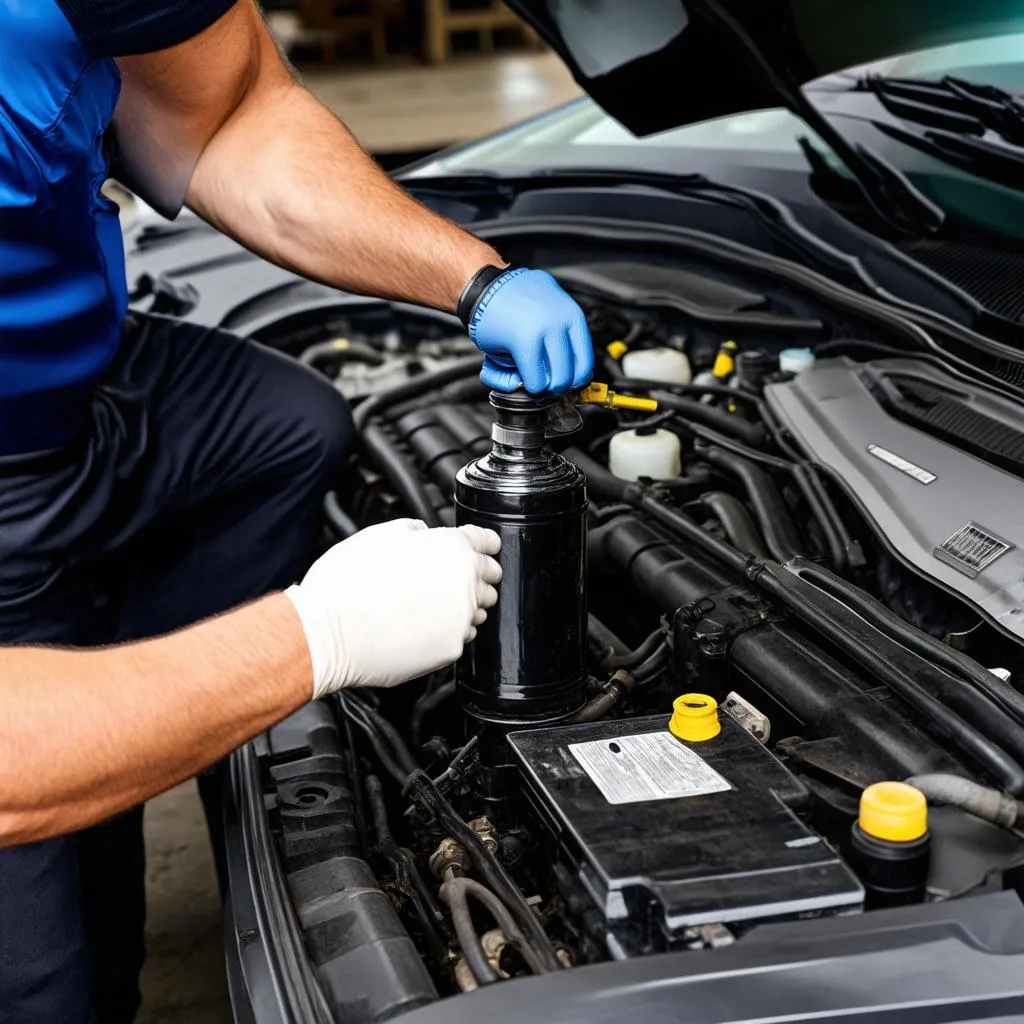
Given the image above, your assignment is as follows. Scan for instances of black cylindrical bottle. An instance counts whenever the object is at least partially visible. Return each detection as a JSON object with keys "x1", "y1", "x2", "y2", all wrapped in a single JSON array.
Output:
[{"x1": 455, "y1": 391, "x2": 588, "y2": 726}]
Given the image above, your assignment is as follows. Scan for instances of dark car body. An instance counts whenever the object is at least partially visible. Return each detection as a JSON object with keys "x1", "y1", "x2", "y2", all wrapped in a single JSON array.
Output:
[{"x1": 121, "y1": 4, "x2": 1024, "y2": 1021}]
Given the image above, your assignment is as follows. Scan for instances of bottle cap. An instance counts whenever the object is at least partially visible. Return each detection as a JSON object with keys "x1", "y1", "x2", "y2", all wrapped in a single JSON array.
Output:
[
  {"x1": 858, "y1": 782, "x2": 928, "y2": 842},
  {"x1": 669, "y1": 694, "x2": 721, "y2": 742},
  {"x1": 607, "y1": 340, "x2": 629, "y2": 360}
]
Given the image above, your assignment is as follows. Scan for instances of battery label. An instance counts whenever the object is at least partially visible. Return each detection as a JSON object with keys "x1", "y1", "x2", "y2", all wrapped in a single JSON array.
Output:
[{"x1": 569, "y1": 731, "x2": 732, "y2": 805}]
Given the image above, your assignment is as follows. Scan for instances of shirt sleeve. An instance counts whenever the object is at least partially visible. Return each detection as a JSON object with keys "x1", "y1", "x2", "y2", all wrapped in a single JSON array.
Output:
[{"x1": 54, "y1": 0, "x2": 239, "y2": 57}]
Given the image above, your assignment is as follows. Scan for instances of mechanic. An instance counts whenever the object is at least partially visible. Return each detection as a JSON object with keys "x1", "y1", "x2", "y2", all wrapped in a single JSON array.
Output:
[
  {"x1": 0, "y1": 0, "x2": 593, "y2": 1021},
  {"x1": 0, "y1": 519, "x2": 501, "y2": 846}
]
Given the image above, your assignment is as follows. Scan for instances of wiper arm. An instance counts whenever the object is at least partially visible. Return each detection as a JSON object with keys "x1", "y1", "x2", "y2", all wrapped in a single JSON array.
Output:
[
  {"x1": 856, "y1": 74, "x2": 1024, "y2": 146},
  {"x1": 687, "y1": 0, "x2": 944, "y2": 239},
  {"x1": 871, "y1": 118, "x2": 1024, "y2": 194}
]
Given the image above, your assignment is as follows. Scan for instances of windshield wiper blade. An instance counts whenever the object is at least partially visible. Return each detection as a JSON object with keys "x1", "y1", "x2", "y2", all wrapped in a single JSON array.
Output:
[
  {"x1": 857, "y1": 74, "x2": 1024, "y2": 146},
  {"x1": 872, "y1": 118, "x2": 1024, "y2": 192}
]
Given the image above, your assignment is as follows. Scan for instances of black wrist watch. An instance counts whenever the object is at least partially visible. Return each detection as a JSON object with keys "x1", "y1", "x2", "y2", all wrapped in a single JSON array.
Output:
[{"x1": 456, "y1": 264, "x2": 511, "y2": 331}]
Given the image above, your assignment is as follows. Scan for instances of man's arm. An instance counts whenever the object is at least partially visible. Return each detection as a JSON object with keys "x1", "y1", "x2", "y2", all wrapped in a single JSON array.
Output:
[
  {"x1": 0, "y1": 594, "x2": 310, "y2": 846},
  {"x1": 0, "y1": 520, "x2": 501, "y2": 847},
  {"x1": 108, "y1": 0, "x2": 593, "y2": 392},
  {"x1": 113, "y1": 0, "x2": 501, "y2": 312}
]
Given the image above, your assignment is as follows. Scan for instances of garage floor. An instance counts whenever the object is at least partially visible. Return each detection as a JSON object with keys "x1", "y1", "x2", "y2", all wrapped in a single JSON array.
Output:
[
  {"x1": 139, "y1": 785, "x2": 230, "y2": 1024},
  {"x1": 136, "y1": 49, "x2": 577, "y2": 1024}
]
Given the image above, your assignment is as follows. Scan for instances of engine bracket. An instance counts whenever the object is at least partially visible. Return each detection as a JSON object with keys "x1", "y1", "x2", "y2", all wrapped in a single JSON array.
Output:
[{"x1": 674, "y1": 584, "x2": 783, "y2": 671}]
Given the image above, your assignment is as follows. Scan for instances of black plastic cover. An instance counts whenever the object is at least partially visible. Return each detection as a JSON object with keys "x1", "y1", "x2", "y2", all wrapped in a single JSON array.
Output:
[
  {"x1": 397, "y1": 891, "x2": 1024, "y2": 1024},
  {"x1": 509, "y1": 712, "x2": 863, "y2": 954}
]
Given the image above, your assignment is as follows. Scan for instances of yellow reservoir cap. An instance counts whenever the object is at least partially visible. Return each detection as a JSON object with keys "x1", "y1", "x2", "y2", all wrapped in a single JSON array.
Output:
[
  {"x1": 607, "y1": 340, "x2": 629, "y2": 360},
  {"x1": 859, "y1": 782, "x2": 928, "y2": 842},
  {"x1": 712, "y1": 341, "x2": 737, "y2": 380},
  {"x1": 578, "y1": 382, "x2": 659, "y2": 412},
  {"x1": 669, "y1": 694, "x2": 721, "y2": 742}
]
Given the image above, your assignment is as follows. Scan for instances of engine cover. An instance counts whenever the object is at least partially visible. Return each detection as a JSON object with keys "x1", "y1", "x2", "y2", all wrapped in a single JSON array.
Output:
[{"x1": 766, "y1": 358, "x2": 1024, "y2": 639}]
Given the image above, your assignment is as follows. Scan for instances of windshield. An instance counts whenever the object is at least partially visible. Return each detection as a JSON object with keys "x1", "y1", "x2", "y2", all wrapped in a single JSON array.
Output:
[{"x1": 413, "y1": 33, "x2": 1024, "y2": 178}]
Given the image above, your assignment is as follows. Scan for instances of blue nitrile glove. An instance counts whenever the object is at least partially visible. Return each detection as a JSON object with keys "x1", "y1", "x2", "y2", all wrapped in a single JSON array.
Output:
[{"x1": 460, "y1": 267, "x2": 594, "y2": 395}]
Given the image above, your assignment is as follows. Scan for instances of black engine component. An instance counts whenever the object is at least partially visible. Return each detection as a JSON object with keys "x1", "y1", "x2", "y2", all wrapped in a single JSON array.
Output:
[
  {"x1": 510, "y1": 712, "x2": 863, "y2": 957},
  {"x1": 455, "y1": 392, "x2": 588, "y2": 727},
  {"x1": 267, "y1": 705, "x2": 437, "y2": 1023}
]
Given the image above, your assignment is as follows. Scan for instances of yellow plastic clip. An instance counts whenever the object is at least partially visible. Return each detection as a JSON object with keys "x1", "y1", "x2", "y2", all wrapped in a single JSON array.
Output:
[{"x1": 578, "y1": 382, "x2": 658, "y2": 412}]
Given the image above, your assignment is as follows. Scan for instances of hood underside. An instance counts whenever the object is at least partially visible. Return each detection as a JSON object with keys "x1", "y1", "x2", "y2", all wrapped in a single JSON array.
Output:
[{"x1": 505, "y1": 0, "x2": 1024, "y2": 135}]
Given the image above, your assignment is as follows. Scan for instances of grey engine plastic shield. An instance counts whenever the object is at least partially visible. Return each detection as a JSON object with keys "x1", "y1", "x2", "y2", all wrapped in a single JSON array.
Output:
[{"x1": 765, "y1": 358, "x2": 1024, "y2": 639}]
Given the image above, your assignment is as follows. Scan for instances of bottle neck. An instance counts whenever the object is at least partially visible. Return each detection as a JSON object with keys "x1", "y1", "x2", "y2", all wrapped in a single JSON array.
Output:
[{"x1": 488, "y1": 391, "x2": 556, "y2": 460}]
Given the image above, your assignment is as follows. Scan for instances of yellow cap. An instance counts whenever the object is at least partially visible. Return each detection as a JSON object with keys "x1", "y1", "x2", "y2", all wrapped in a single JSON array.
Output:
[
  {"x1": 330, "y1": 338, "x2": 351, "y2": 350},
  {"x1": 607, "y1": 341, "x2": 629, "y2": 360},
  {"x1": 712, "y1": 341, "x2": 737, "y2": 380},
  {"x1": 578, "y1": 382, "x2": 659, "y2": 412},
  {"x1": 858, "y1": 782, "x2": 928, "y2": 842},
  {"x1": 669, "y1": 694, "x2": 721, "y2": 742}
]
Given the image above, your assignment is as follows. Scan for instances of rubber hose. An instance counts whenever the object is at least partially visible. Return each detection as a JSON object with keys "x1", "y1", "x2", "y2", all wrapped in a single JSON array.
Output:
[
  {"x1": 701, "y1": 447, "x2": 804, "y2": 562},
  {"x1": 441, "y1": 878, "x2": 549, "y2": 980},
  {"x1": 338, "y1": 696, "x2": 410, "y2": 787},
  {"x1": 362, "y1": 423, "x2": 441, "y2": 527},
  {"x1": 699, "y1": 491, "x2": 771, "y2": 558},
  {"x1": 638, "y1": 491, "x2": 749, "y2": 575},
  {"x1": 573, "y1": 691, "x2": 619, "y2": 724},
  {"x1": 792, "y1": 463, "x2": 848, "y2": 571},
  {"x1": 441, "y1": 882, "x2": 498, "y2": 985},
  {"x1": 366, "y1": 775, "x2": 448, "y2": 965},
  {"x1": 675, "y1": 418, "x2": 852, "y2": 569},
  {"x1": 605, "y1": 626, "x2": 666, "y2": 669},
  {"x1": 587, "y1": 615, "x2": 631, "y2": 661},
  {"x1": 324, "y1": 491, "x2": 359, "y2": 539},
  {"x1": 905, "y1": 774, "x2": 1023, "y2": 830},
  {"x1": 613, "y1": 377, "x2": 764, "y2": 411},
  {"x1": 755, "y1": 568, "x2": 1024, "y2": 795},
  {"x1": 351, "y1": 696, "x2": 420, "y2": 777},
  {"x1": 648, "y1": 392, "x2": 767, "y2": 447},
  {"x1": 573, "y1": 670, "x2": 638, "y2": 723},
  {"x1": 793, "y1": 558, "x2": 1024, "y2": 729},
  {"x1": 563, "y1": 447, "x2": 630, "y2": 502},
  {"x1": 589, "y1": 502, "x2": 635, "y2": 525},
  {"x1": 354, "y1": 356, "x2": 482, "y2": 433},
  {"x1": 411, "y1": 680, "x2": 457, "y2": 747},
  {"x1": 405, "y1": 771, "x2": 561, "y2": 971},
  {"x1": 300, "y1": 339, "x2": 385, "y2": 368}
]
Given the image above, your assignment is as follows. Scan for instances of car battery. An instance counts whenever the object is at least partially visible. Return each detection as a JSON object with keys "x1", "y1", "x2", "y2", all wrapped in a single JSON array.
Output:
[{"x1": 508, "y1": 705, "x2": 864, "y2": 957}]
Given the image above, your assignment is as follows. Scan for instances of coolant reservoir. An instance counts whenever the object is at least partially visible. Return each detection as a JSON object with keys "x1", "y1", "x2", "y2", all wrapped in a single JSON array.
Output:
[
  {"x1": 621, "y1": 347, "x2": 692, "y2": 385},
  {"x1": 609, "y1": 428, "x2": 682, "y2": 481},
  {"x1": 779, "y1": 347, "x2": 816, "y2": 374}
]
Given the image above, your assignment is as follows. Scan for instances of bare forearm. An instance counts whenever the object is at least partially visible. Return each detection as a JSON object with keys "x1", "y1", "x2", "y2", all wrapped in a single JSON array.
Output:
[
  {"x1": 0, "y1": 594, "x2": 311, "y2": 846},
  {"x1": 187, "y1": 77, "x2": 502, "y2": 312}
]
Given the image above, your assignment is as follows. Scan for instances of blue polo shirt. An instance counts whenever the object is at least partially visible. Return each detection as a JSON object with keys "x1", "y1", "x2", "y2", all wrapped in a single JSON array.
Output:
[{"x1": 0, "y1": 0, "x2": 235, "y2": 454}]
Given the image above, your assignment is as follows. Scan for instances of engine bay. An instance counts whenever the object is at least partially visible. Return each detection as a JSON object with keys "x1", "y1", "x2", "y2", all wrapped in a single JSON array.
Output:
[{"x1": 198, "y1": 238, "x2": 1024, "y2": 1019}]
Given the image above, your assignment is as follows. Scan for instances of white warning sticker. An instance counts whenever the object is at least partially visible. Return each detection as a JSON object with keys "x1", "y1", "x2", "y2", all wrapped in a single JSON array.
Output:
[{"x1": 569, "y1": 731, "x2": 732, "y2": 805}]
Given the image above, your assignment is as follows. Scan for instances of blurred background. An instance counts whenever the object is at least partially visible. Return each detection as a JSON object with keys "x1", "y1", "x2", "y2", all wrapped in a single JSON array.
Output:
[
  {"x1": 264, "y1": 2, "x2": 579, "y2": 162},
  {"x1": 136, "y1": 6, "x2": 576, "y2": 1022}
]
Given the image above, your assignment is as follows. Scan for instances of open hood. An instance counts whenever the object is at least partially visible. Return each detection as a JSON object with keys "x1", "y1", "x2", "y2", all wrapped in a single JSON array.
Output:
[{"x1": 504, "y1": 0, "x2": 1024, "y2": 136}]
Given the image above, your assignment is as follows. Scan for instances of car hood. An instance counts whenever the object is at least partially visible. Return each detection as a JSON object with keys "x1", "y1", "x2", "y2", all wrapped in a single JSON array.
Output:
[{"x1": 505, "y1": 0, "x2": 1024, "y2": 135}]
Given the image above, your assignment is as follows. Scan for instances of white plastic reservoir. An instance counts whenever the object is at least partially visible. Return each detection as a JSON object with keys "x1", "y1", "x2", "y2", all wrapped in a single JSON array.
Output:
[
  {"x1": 621, "y1": 347, "x2": 692, "y2": 385},
  {"x1": 779, "y1": 348, "x2": 816, "y2": 374},
  {"x1": 609, "y1": 429, "x2": 682, "y2": 482}
]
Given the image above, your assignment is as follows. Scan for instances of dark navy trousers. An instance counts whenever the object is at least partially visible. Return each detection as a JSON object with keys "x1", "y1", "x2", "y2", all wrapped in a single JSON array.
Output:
[{"x1": 0, "y1": 313, "x2": 353, "y2": 1024}]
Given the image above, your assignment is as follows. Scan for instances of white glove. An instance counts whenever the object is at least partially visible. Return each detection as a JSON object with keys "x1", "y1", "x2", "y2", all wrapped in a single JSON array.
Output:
[{"x1": 284, "y1": 518, "x2": 502, "y2": 698}]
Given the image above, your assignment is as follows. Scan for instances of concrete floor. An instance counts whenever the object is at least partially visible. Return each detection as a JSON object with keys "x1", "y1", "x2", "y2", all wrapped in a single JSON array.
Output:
[
  {"x1": 136, "y1": 47, "x2": 574, "y2": 1024},
  {"x1": 139, "y1": 785, "x2": 230, "y2": 1024}
]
